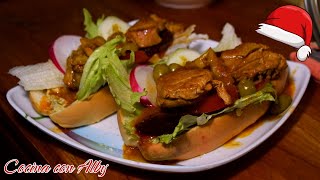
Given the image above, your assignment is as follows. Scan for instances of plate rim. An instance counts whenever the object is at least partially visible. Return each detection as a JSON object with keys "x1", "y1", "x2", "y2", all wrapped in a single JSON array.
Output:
[{"x1": 6, "y1": 60, "x2": 310, "y2": 173}]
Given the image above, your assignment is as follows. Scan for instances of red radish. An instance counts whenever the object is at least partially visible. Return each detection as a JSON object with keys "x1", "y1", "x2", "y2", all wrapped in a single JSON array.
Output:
[
  {"x1": 130, "y1": 65, "x2": 157, "y2": 107},
  {"x1": 49, "y1": 35, "x2": 81, "y2": 73}
]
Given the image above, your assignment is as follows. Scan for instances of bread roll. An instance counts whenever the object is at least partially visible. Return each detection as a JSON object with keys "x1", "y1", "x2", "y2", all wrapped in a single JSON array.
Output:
[{"x1": 29, "y1": 87, "x2": 118, "y2": 128}]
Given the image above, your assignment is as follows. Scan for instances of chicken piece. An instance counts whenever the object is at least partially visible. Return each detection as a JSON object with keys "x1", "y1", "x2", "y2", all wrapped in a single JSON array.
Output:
[
  {"x1": 212, "y1": 80, "x2": 232, "y2": 105},
  {"x1": 221, "y1": 43, "x2": 269, "y2": 59},
  {"x1": 149, "y1": 14, "x2": 185, "y2": 34},
  {"x1": 186, "y1": 48, "x2": 234, "y2": 85},
  {"x1": 221, "y1": 43, "x2": 287, "y2": 81},
  {"x1": 156, "y1": 68, "x2": 213, "y2": 108},
  {"x1": 126, "y1": 14, "x2": 183, "y2": 49},
  {"x1": 126, "y1": 18, "x2": 162, "y2": 48}
]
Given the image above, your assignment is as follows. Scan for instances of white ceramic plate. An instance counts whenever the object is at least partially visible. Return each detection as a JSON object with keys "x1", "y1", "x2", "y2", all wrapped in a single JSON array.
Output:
[{"x1": 6, "y1": 40, "x2": 310, "y2": 172}]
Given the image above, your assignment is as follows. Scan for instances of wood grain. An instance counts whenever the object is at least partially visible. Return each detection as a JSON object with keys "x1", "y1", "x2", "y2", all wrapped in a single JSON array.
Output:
[{"x1": 1, "y1": 0, "x2": 319, "y2": 179}]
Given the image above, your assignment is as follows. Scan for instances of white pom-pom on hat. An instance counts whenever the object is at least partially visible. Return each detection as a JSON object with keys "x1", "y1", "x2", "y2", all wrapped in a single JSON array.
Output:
[{"x1": 297, "y1": 45, "x2": 312, "y2": 61}]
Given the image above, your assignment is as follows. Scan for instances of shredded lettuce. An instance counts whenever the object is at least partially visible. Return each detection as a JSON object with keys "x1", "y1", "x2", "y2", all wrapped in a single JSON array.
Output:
[
  {"x1": 77, "y1": 35, "x2": 144, "y2": 113},
  {"x1": 83, "y1": 8, "x2": 105, "y2": 39},
  {"x1": 154, "y1": 83, "x2": 276, "y2": 144},
  {"x1": 77, "y1": 36, "x2": 122, "y2": 100}
]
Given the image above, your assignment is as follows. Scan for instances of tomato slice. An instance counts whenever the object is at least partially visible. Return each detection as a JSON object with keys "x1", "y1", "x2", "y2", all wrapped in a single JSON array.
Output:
[
  {"x1": 120, "y1": 50, "x2": 150, "y2": 64},
  {"x1": 194, "y1": 93, "x2": 226, "y2": 114},
  {"x1": 134, "y1": 50, "x2": 150, "y2": 64},
  {"x1": 194, "y1": 85, "x2": 239, "y2": 114}
]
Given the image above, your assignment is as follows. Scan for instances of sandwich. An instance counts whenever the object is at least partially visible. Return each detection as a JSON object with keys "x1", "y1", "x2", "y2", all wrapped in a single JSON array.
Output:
[{"x1": 117, "y1": 42, "x2": 291, "y2": 161}]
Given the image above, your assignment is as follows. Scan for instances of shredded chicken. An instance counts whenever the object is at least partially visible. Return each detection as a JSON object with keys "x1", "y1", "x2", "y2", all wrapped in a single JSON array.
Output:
[{"x1": 63, "y1": 36, "x2": 106, "y2": 90}]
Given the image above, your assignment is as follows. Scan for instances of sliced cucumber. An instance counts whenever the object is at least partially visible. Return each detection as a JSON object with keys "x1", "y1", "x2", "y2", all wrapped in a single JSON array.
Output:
[
  {"x1": 98, "y1": 16, "x2": 130, "y2": 40},
  {"x1": 166, "y1": 48, "x2": 201, "y2": 66}
]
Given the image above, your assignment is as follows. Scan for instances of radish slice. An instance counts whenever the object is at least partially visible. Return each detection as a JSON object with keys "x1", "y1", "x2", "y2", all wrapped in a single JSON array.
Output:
[
  {"x1": 49, "y1": 35, "x2": 81, "y2": 73},
  {"x1": 130, "y1": 65, "x2": 157, "y2": 107}
]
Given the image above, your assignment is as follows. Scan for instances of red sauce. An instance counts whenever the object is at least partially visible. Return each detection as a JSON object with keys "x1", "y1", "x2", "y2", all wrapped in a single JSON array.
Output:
[
  {"x1": 122, "y1": 145, "x2": 178, "y2": 165},
  {"x1": 123, "y1": 145, "x2": 147, "y2": 163},
  {"x1": 134, "y1": 107, "x2": 183, "y2": 136}
]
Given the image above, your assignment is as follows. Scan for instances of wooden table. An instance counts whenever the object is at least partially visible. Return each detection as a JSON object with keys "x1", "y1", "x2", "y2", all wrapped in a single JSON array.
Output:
[{"x1": 1, "y1": 0, "x2": 320, "y2": 179}]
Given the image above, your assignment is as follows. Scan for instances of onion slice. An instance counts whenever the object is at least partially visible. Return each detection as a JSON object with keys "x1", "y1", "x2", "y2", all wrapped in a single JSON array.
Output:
[
  {"x1": 49, "y1": 35, "x2": 81, "y2": 73},
  {"x1": 8, "y1": 60, "x2": 64, "y2": 91}
]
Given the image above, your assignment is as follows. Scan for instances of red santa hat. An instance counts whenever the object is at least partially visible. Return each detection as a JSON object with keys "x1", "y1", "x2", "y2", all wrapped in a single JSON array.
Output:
[{"x1": 256, "y1": 5, "x2": 313, "y2": 61}]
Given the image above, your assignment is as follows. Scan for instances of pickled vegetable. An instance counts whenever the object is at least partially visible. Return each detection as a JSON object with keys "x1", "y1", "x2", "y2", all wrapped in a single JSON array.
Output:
[
  {"x1": 153, "y1": 64, "x2": 170, "y2": 81},
  {"x1": 237, "y1": 79, "x2": 256, "y2": 97},
  {"x1": 168, "y1": 63, "x2": 181, "y2": 72},
  {"x1": 270, "y1": 94, "x2": 292, "y2": 114}
]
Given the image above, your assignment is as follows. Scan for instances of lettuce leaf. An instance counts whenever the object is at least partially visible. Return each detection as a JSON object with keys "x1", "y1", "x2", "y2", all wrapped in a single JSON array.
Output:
[
  {"x1": 154, "y1": 83, "x2": 276, "y2": 144},
  {"x1": 120, "y1": 50, "x2": 135, "y2": 73},
  {"x1": 212, "y1": 23, "x2": 242, "y2": 52},
  {"x1": 77, "y1": 35, "x2": 144, "y2": 113},
  {"x1": 83, "y1": 8, "x2": 105, "y2": 39}
]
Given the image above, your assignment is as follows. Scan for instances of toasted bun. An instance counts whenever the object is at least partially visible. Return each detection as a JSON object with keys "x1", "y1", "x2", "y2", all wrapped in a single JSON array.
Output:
[
  {"x1": 29, "y1": 87, "x2": 118, "y2": 128},
  {"x1": 117, "y1": 67, "x2": 289, "y2": 161},
  {"x1": 138, "y1": 102, "x2": 270, "y2": 161}
]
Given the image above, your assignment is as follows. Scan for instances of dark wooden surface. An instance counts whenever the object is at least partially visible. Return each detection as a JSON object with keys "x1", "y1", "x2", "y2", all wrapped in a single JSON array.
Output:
[{"x1": 1, "y1": 0, "x2": 320, "y2": 179}]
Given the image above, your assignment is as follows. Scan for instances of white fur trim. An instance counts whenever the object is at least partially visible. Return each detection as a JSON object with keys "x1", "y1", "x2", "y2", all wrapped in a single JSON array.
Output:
[
  {"x1": 256, "y1": 23, "x2": 305, "y2": 48},
  {"x1": 297, "y1": 45, "x2": 311, "y2": 61}
]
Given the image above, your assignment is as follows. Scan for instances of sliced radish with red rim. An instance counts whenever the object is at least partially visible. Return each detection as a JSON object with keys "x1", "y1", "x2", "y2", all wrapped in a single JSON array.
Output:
[
  {"x1": 130, "y1": 65, "x2": 157, "y2": 107},
  {"x1": 49, "y1": 35, "x2": 81, "y2": 73}
]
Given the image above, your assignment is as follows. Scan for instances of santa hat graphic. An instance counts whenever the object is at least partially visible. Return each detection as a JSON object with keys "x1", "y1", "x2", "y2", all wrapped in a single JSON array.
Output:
[{"x1": 256, "y1": 5, "x2": 313, "y2": 61}]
